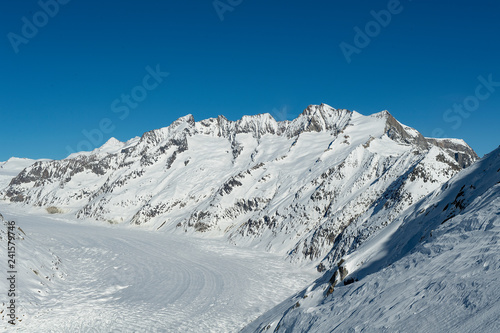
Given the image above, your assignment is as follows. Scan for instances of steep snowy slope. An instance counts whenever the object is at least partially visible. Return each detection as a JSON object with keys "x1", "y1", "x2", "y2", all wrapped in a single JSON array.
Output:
[
  {"x1": 1, "y1": 105, "x2": 477, "y2": 265},
  {"x1": 244, "y1": 146, "x2": 500, "y2": 332}
]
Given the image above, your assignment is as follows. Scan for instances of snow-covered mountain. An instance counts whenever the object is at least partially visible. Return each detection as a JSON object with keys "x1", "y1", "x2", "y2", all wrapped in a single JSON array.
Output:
[
  {"x1": 1, "y1": 104, "x2": 477, "y2": 266},
  {"x1": 243, "y1": 146, "x2": 500, "y2": 332},
  {"x1": 0, "y1": 157, "x2": 46, "y2": 189}
]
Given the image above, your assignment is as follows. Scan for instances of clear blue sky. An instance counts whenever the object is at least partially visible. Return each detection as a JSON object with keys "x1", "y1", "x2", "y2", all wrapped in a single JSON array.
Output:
[{"x1": 1, "y1": 0, "x2": 499, "y2": 160}]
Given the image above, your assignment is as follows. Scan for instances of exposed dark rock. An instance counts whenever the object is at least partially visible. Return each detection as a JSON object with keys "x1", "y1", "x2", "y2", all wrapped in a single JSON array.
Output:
[
  {"x1": 427, "y1": 138, "x2": 478, "y2": 168},
  {"x1": 383, "y1": 111, "x2": 428, "y2": 149},
  {"x1": 344, "y1": 277, "x2": 357, "y2": 286}
]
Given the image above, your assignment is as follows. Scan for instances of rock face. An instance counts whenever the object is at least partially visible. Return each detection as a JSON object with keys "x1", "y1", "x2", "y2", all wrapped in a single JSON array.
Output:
[{"x1": 0, "y1": 104, "x2": 478, "y2": 264}]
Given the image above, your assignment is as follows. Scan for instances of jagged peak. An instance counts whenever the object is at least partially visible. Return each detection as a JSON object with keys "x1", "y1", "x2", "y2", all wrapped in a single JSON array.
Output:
[
  {"x1": 366, "y1": 109, "x2": 476, "y2": 162},
  {"x1": 140, "y1": 105, "x2": 355, "y2": 143},
  {"x1": 105, "y1": 137, "x2": 122, "y2": 145},
  {"x1": 91, "y1": 137, "x2": 125, "y2": 155},
  {"x1": 369, "y1": 110, "x2": 429, "y2": 149},
  {"x1": 190, "y1": 105, "x2": 353, "y2": 139},
  {"x1": 370, "y1": 109, "x2": 391, "y2": 119},
  {"x1": 138, "y1": 114, "x2": 195, "y2": 144},
  {"x1": 71, "y1": 105, "x2": 478, "y2": 168},
  {"x1": 217, "y1": 114, "x2": 228, "y2": 122},
  {"x1": 177, "y1": 114, "x2": 195, "y2": 124},
  {"x1": 300, "y1": 103, "x2": 350, "y2": 117},
  {"x1": 288, "y1": 104, "x2": 352, "y2": 137},
  {"x1": 165, "y1": 114, "x2": 195, "y2": 131}
]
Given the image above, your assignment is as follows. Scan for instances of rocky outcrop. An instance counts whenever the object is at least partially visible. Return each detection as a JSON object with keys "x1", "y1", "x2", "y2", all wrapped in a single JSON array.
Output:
[{"x1": 426, "y1": 138, "x2": 478, "y2": 168}]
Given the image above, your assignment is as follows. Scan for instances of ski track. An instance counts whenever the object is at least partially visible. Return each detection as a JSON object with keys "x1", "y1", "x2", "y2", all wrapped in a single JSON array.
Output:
[{"x1": 0, "y1": 203, "x2": 316, "y2": 332}]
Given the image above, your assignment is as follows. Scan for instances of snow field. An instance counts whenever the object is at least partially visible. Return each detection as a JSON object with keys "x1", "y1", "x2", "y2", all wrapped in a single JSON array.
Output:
[{"x1": 0, "y1": 203, "x2": 317, "y2": 332}]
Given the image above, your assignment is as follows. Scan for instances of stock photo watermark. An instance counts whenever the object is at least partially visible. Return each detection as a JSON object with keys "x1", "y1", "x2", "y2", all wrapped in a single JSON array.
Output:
[
  {"x1": 339, "y1": 0, "x2": 411, "y2": 64},
  {"x1": 213, "y1": 0, "x2": 243, "y2": 21},
  {"x1": 5, "y1": 220, "x2": 17, "y2": 325},
  {"x1": 7, "y1": 0, "x2": 72, "y2": 54},
  {"x1": 432, "y1": 74, "x2": 499, "y2": 138},
  {"x1": 65, "y1": 65, "x2": 169, "y2": 155}
]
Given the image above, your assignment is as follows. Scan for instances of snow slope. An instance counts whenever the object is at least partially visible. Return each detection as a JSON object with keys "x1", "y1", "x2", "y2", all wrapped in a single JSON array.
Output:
[
  {"x1": 0, "y1": 211, "x2": 65, "y2": 326},
  {"x1": 0, "y1": 203, "x2": 316, "y2": 332},
  {"x1": 244, "y1": 146, "x2": 500, "y2": 332}
]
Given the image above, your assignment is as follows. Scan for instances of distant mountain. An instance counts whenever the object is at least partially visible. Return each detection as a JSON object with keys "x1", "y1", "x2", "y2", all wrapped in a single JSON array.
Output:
[
  {"x1": 0, "y1": 104, "x2": 477, "y2": 265},
  {"x1": 243, "y1": 146, "x2": 500, "y2": 332},
  {"x1": 0, "y1": 157, "x2": 46, "y2": 189}
]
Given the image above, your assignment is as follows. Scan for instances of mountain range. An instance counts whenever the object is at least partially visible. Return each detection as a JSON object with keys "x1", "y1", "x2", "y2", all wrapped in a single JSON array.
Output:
[{"x1": 1, "y1": 104, "x2": 478, "y2": 269}]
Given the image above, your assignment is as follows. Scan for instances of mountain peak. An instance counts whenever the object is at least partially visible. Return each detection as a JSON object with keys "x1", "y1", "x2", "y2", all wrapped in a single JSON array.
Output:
[{"x1": 370, "y1": 109, "x2": 392, "y2": 119}]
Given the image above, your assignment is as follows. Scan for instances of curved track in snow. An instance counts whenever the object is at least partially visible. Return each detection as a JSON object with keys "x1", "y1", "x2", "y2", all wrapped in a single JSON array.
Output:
[{"x1": 0, "y1": 204, "x2": 316, "y2": 332}]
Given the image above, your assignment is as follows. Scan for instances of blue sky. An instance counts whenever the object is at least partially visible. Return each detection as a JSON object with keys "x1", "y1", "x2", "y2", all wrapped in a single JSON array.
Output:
[{"x1": 1, "y1": 0, "x2": 499, "y2": 160}]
